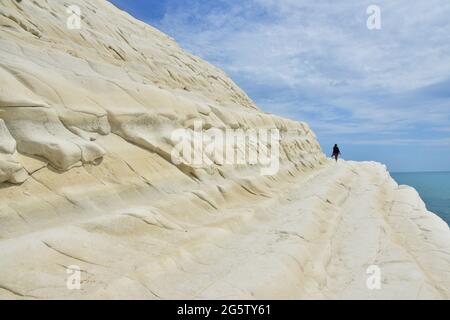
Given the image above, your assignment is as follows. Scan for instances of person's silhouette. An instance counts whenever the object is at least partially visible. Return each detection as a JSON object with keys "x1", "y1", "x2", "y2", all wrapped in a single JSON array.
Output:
[{"x1": 332, "y1": 144, "x2": 341, "y2": 162}]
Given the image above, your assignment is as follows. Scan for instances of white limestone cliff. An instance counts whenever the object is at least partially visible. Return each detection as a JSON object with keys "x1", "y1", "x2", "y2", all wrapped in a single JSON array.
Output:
[{"x1": 0, "y1": 0, "x2": 448, "y2": 299}]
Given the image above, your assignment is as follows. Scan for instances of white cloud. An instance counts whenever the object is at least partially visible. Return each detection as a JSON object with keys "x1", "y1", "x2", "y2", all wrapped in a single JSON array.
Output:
[
  {"x1": 341, "y1": 137, "x2": 450, "y2": 146},
  {"x1": 159, "y1": 0, "x2": 450, "y2": 90},
  {"x1": 155, "y1": 0, "x2": 450, "y2": 145}
]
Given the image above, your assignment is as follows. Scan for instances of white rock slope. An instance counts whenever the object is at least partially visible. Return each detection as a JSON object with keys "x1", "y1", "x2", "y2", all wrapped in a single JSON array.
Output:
[{"x1": 0, "y1": 0, "x2": 448, "y2": 299}]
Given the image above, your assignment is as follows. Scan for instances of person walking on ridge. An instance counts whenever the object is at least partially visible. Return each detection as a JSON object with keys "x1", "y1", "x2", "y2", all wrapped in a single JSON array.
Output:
[{"x1": 332, "y1": 144, "x2": 341, "y2": 162}]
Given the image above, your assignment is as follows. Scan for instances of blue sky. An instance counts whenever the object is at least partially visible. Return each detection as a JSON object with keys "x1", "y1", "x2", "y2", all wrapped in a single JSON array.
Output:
[{"x1": 109, "y1": 0, "x2": 450, "y2": 172}]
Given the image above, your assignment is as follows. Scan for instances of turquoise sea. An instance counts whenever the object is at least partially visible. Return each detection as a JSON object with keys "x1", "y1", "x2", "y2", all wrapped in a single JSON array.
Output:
[{"x1": 391, "y1": 172, "x2": 450, "y2": 226}]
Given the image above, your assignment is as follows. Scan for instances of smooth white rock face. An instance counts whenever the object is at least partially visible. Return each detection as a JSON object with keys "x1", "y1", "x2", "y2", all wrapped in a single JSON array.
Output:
[
  {"x1": 0, "y1": 0, "x2": 448, "y2": 299},
  {"x1": 0, "y1": 119, "x2": 28, "y2": 183}
]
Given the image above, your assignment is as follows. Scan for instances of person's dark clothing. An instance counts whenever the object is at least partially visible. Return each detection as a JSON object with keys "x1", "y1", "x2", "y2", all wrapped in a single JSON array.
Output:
[{"x1": 332, "y1": 145, "x2": 340, "y2": 162}]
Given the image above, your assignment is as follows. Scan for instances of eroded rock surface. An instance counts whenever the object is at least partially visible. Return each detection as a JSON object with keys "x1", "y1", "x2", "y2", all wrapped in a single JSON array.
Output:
[{"x1": 0, "y1": 0, "x2": 448, "y2": 299}]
